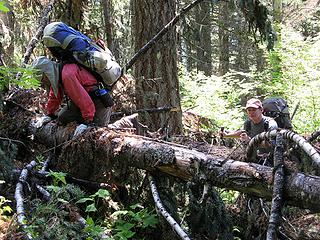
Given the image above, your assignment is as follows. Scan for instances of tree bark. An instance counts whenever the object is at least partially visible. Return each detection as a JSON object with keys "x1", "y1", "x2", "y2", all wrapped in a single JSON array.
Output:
[
  {"x1": 132, "y1": 0, "x2": 182, "y2": 135},
  {"x1": 218, "y1": 1, "x2": 229, "y2": 76},
  {"x1": 195, "y1": 1, "x2": 212, "y2": 76},
  {"x1": 30, "y1": 124, "x2": 320, "y2": 213},
  {"x1": 102, "y1": 0, "x2": 114, "y2": 53}
]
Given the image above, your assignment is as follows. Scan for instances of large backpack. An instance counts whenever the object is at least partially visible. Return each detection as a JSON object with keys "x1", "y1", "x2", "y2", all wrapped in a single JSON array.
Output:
[
  {"x1": 42, "y1": 22, "x2": 122, "y2": 89},
  {"x1": 262, "y1": 97, "x2": 292, "y2": 129}
]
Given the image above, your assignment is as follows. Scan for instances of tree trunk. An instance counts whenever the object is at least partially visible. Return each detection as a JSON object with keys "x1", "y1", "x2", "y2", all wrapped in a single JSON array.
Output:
[
  {"x1": 218, "y1": 1, "x2": 229, "y2": 76},
  {"x1": 132, "y1": 0, "x2": 182, "y2": 135},
  {"x1": 195, "y1": 2, "x2": 212, "y2": 76},
  {"x1": 29, "y1": 124, "x2": 320, "y2": 213},
  {"x1": 0, "y1": 4, "x2": 14, "y2": 66},
  {"x1": 4, "y1": 90, "x2": 320, "y2": 213},
  {"x1": 101, "y1": 0, "x2": 114, "y2": 53},
  {"x1": 61, "y1": 0, "x2": 87, "y2": 29}
]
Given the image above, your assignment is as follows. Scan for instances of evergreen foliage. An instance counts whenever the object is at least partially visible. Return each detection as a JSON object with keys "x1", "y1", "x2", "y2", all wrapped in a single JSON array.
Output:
[{"x1": 1, "y1": 0, "x2": 320, "y2": 239}]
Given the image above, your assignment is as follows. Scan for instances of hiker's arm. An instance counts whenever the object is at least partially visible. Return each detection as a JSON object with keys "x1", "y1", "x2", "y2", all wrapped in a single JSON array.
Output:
[
  {"x1": 46, "y1": 86, "x2": 63, "y2": 116},
  {"x1": 221, "y1": 129, "x2": 245, "y2": 138}
]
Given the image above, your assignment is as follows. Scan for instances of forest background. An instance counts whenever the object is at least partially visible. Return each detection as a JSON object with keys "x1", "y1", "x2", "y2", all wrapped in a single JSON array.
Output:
[
  {"x1": 0, "y1": 0, "x2": 320, "y2": 239},
  {"x1": 1, "y1": 0, "x2": 320, "y2": 135}
]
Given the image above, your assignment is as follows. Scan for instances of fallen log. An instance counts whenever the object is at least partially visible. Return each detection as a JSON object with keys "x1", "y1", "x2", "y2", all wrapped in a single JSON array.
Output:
[{"x1": 31, "y1": 124, "x2": 320, "y2": 212}]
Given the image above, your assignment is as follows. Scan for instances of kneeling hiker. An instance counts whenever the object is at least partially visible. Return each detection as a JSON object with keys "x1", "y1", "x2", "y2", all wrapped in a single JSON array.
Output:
[
  {"x1": 221, "y1": 98, "x2": 278, "y2": 165},
  {"x1": 32, "y1": 56, "x2": 112, "y2": 128}
]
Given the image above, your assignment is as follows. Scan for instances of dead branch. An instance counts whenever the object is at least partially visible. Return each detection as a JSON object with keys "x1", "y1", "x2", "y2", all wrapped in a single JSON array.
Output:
[
  {"x1": 5, "y1": 95, "x2": 320, "y2": 212},
  {"x1": 14, "y1": 160, "x2": 37, "y2": 239},
  {"x1": 111, "y1": 106, "x2": 179, "y2": 118},
  {"x1": 22, "y1": 0, "x2": 56, "y2": 65},
  {"x1": 247, "y1": 129, "x2": 320, "y2": 169},
  {"x1": 149, "y1": 175, "x2": 191, "y2": 240},
  {"x1": 267, "y1": 133, "x2": 285, "y2": 239}
]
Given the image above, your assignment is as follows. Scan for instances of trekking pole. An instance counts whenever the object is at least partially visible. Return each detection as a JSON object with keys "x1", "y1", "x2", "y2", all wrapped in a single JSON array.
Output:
[
  {"x1": 290, "y1": 100, "x2": 300, "y2": 121},
  {"x1": 220, "y1": 127, "x2": 226, "y2": 146}
]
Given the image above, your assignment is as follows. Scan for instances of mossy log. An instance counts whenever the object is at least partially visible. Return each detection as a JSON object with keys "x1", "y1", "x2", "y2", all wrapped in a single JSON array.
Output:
[{"x1": 31, "y1": 123, "x2": 320, "y2": 213}]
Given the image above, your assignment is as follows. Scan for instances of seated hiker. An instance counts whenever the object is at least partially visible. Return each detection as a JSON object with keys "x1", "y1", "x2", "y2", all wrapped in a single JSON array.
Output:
[
  {"x1": 221, "y1": 98, "x2": 278, "y2": 164},
  {"x1": 32, "y1": 56, "x2": 112, "y2": 129}
]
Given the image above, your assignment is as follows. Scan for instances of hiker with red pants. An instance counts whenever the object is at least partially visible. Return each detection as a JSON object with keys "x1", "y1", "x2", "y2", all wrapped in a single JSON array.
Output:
[{"x1": 32, "y1": 56, "x2": 112, "y2": 137}]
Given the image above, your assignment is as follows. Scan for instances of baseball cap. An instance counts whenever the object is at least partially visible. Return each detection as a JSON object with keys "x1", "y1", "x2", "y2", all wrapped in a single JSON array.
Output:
[{"x1": 245, "y1": 98, "x2": 262, "y2": 109}]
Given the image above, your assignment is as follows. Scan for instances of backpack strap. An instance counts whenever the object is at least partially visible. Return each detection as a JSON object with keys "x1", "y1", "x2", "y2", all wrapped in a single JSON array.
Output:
[
  {"x1": 263, "y1": 118, "x2": 269, "y2": 131},
  {"x1": 244, "y1": 119, "x2": 251, "y2": 132},
  {"x1": 61, "y1": 34, "x2": 105, "y2": 52},
  {"x1": 62, "y1": 34, "x2": 80, "y2": 49},
  {"x1": 244, "y1": 118, "x2": 269, "y2": 132}
]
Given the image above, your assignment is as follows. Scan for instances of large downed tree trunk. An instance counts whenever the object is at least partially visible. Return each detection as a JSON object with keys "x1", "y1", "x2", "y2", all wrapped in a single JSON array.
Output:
[{"x1": 31, "y1": 123, "x2": 320, "y2": 212}]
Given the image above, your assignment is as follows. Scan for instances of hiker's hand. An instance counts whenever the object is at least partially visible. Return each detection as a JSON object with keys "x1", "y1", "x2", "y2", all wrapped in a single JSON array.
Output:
[
  {"x1": 35, "y1": 115, "x2": 52, "y2": 128},
  {"x1": 73, "y1": 124, "x2": 88, "y2": 139},
  {"x1": 240, "y1": 132, "x2": 250, "y2": 143}
]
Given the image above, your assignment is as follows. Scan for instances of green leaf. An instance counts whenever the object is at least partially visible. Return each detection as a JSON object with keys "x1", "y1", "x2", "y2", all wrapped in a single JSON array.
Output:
[
  {"x1": 111, "y1": 210, "x2": 129, "y2": 218},
  {"x1": 57, "y1": 198, "x2": 68, "y2": 204},
  {"x1": 0, "y1": 2, "x2": 9, "y2": 12},
  {"x1": 141, "y1": 214, "x2": 158, "y2": 228},
  {"x1": 129, "y1": 203, "x2": 143, "y2": 210},
  {"x1": 86, "y1": 216, "x2": 94, "y2": 226},
  {"x1": 46, "y1": 185, "x2": 61, "y2": 193},
  {"x1": 47, "y1": 170, "x2": 67, "y2": 185},
  {"x1": 85, "y1": 203, "x2": 97, "y2": 212},
  {"x1": 91, "y1": 189, "x2": 110, "y2": 199},
  {"x1": 2, "y1": 205, "x2": 12, "y2": 214},
  {"x1": 76, "y1": 198, "x2": 94, "y2": 204},
  {"x1": 115, "y1": 229, "x2": 135, "y2": 239},
  {"x1": 116, "y1": 222, "x2": 134, "y2": 231}
]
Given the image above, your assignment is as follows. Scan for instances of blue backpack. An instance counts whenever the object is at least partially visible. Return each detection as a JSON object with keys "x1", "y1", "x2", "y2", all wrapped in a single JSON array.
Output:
[{"x1": 42, "y1": 22, "x2": 122, "y2": 89}]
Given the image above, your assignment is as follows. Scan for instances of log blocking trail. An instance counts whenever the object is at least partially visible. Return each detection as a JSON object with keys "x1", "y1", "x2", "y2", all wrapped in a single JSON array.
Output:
[
  {"x1": 2, "y1": 89, "x2": 320, "y2": 212},
  {"x1": 31, "y1": 124, "x2": 320, "y2": 212}
]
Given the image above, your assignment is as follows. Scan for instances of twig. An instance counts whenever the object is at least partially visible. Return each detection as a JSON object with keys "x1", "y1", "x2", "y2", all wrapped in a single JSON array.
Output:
[
  {"x1": 111, "y1": 0, "x2": 207, "y2": 89},
  {"x1": 14, "y1": 160, "x2": 37, "y2": 239},
  {"x1": 35, "y1": 184, "x2": 51, "y2": 202},
  {"x1": 0, "y1": 136, "x2": 27, "y2": 148},
  {"x1": 198, "y1": 183, "x2": 210, "y2": 204},
  {"x1": 290, "y1": 100, "x2": 300, "y2": 121},
  {"x1": 307, "y1": 130, "x2": 320, "y2": 143},
  {"x1": 111, "y1": 106, "x2": 179, "y2": 118},
  {"x1": 148, "y1": 175, "x2": 191, "y2": 240},
  {"x1": 22, "y1": 0, "x2": 56, "y2": 66},
  {"x1": 41, "y1": 151, "x2": 54, "y2": 171},
  {"x1": 267, "y1": 133, "x2": 285, "y2": 239},
  {"x1": 3, "y1": 99, "x2": 36, "y2": 115}
]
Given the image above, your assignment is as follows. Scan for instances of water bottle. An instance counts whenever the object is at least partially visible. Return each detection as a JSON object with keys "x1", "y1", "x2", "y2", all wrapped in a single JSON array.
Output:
[{"x1": 95, "y1": 88, "x2": 114, "y2": 107}]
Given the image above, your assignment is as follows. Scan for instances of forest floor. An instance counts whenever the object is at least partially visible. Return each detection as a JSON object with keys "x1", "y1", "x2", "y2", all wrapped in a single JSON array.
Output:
[{"x1": 1, "y1": 1, "x2": 320, "y2": 239}]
